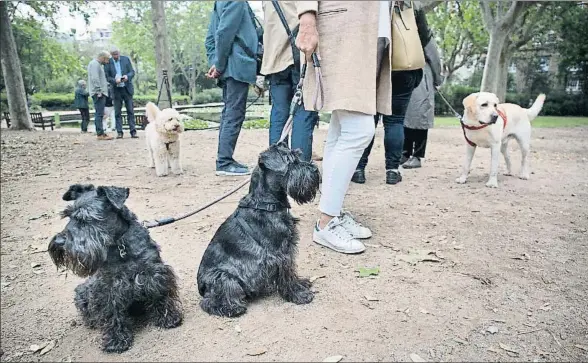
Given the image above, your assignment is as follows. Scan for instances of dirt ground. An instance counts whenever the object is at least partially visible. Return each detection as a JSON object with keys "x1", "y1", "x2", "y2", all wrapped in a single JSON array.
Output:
[{"x1": 1, "y1": 125, "x2": 587, "y2": 362}]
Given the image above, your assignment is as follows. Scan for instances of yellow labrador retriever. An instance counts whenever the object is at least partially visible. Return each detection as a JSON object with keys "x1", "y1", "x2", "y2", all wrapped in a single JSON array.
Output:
[{"x1": 456, "y1": 92, "x2": 545, "y2": 188}]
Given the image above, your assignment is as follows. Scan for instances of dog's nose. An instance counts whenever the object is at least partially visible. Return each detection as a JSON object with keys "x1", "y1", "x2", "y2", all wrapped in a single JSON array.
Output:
[
  {"x1": 490, "y1": 113, "x2": 499, "y2": 123},
  {"x1": 53, "y1": 234, "x2": 66, "y2": 246},
  {"x1": 173, "y1": 125, "x2": 179, "y2": 130}
]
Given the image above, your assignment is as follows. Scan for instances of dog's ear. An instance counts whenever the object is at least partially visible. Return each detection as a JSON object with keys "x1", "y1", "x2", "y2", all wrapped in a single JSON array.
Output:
[
  {"x1": 462, "y1": 93, "x2": 479, "y2": 118},
  {"x1": 63, "y1": 184, "x2": 95, "y2": 201},
  {"x1": 259, "y1": 149, "x2": 288, "y2": 174},
  {"x1": 145, "y1": 102, "x2": 160, "y2": 123},
  {"x1": 97, "y1": 186, "x2": 130, "y2": 210}
]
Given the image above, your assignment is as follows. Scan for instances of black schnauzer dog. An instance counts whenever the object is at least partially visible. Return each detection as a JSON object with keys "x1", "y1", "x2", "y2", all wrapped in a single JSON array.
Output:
[
  {"x1": 197, "y1": 141, "x2": 321, "y2": 317},
  {"x1": 48, "y1": 184, "x2": 183, "y2": 353}
]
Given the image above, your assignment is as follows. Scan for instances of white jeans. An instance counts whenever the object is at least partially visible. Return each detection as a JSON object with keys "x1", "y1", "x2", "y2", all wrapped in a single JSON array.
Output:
[{"x1": 319, "y1": 110, "x2": 376, "y2": 216}]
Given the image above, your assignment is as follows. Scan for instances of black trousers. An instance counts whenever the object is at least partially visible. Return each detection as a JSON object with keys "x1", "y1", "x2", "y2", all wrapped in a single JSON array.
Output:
[{"x1": 403, "y1": 127, "x2": 429, "y2": 159}]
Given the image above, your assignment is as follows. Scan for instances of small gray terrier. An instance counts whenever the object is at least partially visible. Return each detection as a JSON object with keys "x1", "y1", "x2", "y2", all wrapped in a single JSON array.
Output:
[
  {"x1": 197, "y1": 141, "x2": 321, "y2": 317},
  {"x1": 48, "y1": 184, "x2": 183, "y2": 353}
]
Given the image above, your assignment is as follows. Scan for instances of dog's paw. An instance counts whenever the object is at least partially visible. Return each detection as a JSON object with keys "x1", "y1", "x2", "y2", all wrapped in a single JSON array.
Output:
[
  {"x1": 154, "y1": 310, "x2": 183, "y2": 329},
  {"x1": 298, "y1": 278, "x2": 312, "y2": 289},
  {"x1": 503, "y1": 171, "x2": 513, "y2": 176},
  {"x1": 156, "y1": 172, "x2": 169, "y2": 177},
  {"x1": 485, "y1": 180, "x2": 498, "y2": 188},
  {"x1": 172, "y1": 168, "x2": 183, "y2": 175},
  {"x1": 518, "y1": 173, "x2": 530, "y2": 180},
  {"x1": 200, "y1": 298, "x2": 247, "y2": 318},
  {"x1": 289, "y1": 288, "x2": 314, "y2": 305},
  {"x1": 102, "y1": 328, "x2": 133, "y2": 353},
  {"x1": 455, "y1": 176, "x2": 467, "y2": 184}
]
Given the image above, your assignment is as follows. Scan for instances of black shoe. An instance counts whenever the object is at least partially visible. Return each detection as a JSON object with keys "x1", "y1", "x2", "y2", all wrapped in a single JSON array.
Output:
[
  {"x1": 117, "y1": 133, "x2": 123, "y2": 139},
  {"x1": 130, "y1": 134, "x2": 139, "y2": 139},
  {"x1": 386, "y1": 169, "x2": 402, "y2": 185},
  {"x1": 351, "y1": 169, "x2": 366, "y2": 184},
  {"x1": 400, "y1": 154, "x2": 409, "y2": 165}
]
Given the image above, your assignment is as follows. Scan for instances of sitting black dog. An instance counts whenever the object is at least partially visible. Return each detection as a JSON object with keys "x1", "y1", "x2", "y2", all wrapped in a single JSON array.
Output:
[
  {"x1": 197, "y1": 141, "x2": 321, "y2": 317},
  {"x1": 48, "y1": 184, "x2": 183, "y2": 353}
]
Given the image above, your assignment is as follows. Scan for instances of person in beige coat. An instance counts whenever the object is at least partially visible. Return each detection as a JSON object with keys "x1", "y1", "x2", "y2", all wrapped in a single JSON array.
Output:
[{"x1": 295, "y1": 1, "x2": 393, "y2": 254}]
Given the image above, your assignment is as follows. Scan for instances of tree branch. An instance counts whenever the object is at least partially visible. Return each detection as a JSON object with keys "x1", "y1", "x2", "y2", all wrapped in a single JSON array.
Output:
[
  {"x1": 480, "y1": 2, "x2": 495, "y2": 30},
  {"x1": 502, "y1": 1, "x2": 527, "y2": 26}
]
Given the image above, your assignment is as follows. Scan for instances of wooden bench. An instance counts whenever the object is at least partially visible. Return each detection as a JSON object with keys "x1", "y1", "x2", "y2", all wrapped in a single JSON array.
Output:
[
  {"x1": 31, "y1": 112, "x2": 54, "y2": 130},
  {"x1": 121, "y1": 114, "x2": 148, "y2": 130}
]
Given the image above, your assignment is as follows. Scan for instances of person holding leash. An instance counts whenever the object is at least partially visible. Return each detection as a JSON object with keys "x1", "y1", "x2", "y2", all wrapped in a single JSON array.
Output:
[{"x1": 296, "y1": 1, "x2": 425, "y2": 254}]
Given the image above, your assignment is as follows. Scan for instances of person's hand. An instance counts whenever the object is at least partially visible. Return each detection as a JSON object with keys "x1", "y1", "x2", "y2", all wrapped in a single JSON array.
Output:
[
  {"x1": 97, "y1": 92, "x2": 103, "y2": 98},
  {"x1": 206, "y1": 65, "x2": 221, "y2": 79},
  {"x1": 121, "y1": 75, "x2": 128, "y2": 82},
  {"x1": 253, "y1": 76, "x2": 265, "y2": 97},
  {"x1": 115, "y1": 76, "x2": 121, "y2": 84},
  {"x1": 296, "y1": 12, "x2": 319, "y2": 60}
]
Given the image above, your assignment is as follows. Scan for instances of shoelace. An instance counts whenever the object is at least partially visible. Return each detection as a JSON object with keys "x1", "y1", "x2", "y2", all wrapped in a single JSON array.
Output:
[{"x1": 329, "y1": 220, "x2": 355, "y2": 242}]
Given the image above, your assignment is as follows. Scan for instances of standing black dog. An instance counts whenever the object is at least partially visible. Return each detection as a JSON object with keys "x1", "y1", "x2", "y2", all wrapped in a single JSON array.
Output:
[
  {"x1": 197, "y1": 141, "x2": 321, "y2": 317},
  {"x1": 48, "y1": 184, "x2": 183, "y2": 353}
]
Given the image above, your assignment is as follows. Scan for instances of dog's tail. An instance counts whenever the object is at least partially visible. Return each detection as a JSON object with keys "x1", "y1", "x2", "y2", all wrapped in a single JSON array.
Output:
[{"x1": 526, "y1": 94, "x2": 546, "y2": 121}]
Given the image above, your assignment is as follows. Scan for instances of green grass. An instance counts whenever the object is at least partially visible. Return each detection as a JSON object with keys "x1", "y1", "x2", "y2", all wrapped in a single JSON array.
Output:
[{"x1": 435, "y1": 116, "x2": 588, "y2": 128}]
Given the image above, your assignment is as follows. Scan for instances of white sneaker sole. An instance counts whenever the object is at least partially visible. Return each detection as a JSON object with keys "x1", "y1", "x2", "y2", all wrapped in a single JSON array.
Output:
[
  {"x1": 352, "y1": 230, "x2": 373, "y2": 239},
  {"x1": 313, "y1": 233, "x2": 366, "y2": 254}
]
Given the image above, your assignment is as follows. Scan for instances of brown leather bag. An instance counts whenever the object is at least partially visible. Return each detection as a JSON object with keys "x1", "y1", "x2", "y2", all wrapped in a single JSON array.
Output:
[{"x1": 391, "y1": 1, "x2": 426, "y2": 71}]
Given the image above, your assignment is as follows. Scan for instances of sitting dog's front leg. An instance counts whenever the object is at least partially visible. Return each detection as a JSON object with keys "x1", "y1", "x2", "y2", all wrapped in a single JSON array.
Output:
[
  {"x1": 169, "y1": 141, "x2": 183, "y2": 175},
  {"x1": 92, "y1": 284, "x2": 134, "y2": 353},
  {"x1": 143, "y1": 265, "x2": 183, "y2": 328},
  {"x1": 486, "y1": 143, "x2": 501, "y2": 188},
  {"x1": 277, "y1": 257, "x2": 314, "y2": 305},
  {"x1": 456, "y1": 143, "x2": 476, "y2": 184},
  {"x1": 74, "y1": 278, "x2": 98, "y2": 328}
]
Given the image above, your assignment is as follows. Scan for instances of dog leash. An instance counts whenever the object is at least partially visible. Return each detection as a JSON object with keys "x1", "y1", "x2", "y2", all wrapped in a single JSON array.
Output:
[{"x1": 143, "y1": 54, "x2": 324, "y2": 229}]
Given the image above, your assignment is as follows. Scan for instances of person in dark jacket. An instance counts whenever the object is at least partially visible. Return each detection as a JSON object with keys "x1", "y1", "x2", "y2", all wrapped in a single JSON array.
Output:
[
  {"x1": 74, "y1": 80, "x2": 90, "y2": 133},
  {"x1": 104, "y1": 47, "x2": 137, "y2": 139},
  {"x1": 402, "y1": 35, "x2": 444, "y2": 169},
  {"x1": 351, "y1": 2, "x2": 431, "y2": 185},
  {"x1": 205, "y1": 1, "x2": 259, "y2": 176}
]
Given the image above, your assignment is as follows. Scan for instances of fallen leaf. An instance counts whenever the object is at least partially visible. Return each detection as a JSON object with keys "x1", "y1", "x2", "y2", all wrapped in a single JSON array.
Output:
[
  {"x1": 396, "y1": 250, "x2": 441, "y2": 266},
  {"x1": 512, "y1": 253, "x2": 530, "y2": 261},
  {"x1": 31, "y1": 262, "x2": 41, "y2": 268},
  {"x1": 453, "y1": 337, "x2": 468, "y2": 345},
  {"x1": 487, "y1": 347, "x2": 500, "y2": 354},
  {"x1": 30, "y1": 343, "x2": 47, "y2": 353},
  {"x1": 409, "y1": 353, "x2": 426, "y2": 362},
  {"x1": 40, "y1": 340, "x2": 56, "y2": 355},
  {"x1": 310, "y1": 275, "x2": 326, "y2": 283},
  {"x1": 499, "y1": 342, "x2": 519, "y2": 354},
  {"x1": 364, "y1": 295, "x2": 379, "y2": 302},
  {"x1": 486, "y1": 326, "x2": 499, "y2": 334},
  {"x1": 246, "y1": 348, "x2": 267, "y2": 356},
  {"x1": 235, "y1": 325, "x2": 242, "y2": 333},
  {"x1": 575, "y1": 345, "x2": 588, "y2": 352},
  {"x1": 357, "y1": 267, "x2": 380, "y2": 278},
  {"x1": 323, "y1": 355, "x2": 343, "y2": 362}
]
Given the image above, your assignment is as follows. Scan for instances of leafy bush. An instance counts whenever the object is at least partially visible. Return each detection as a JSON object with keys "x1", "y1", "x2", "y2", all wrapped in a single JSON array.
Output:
[
  {"x1": 183, "y1": 118, "x2": 210, "y2": 130},
  {"x1": 243, "y1": 119, "x2": 269, "y2": 129},
  {"x1": 434, "y1": 85, "x2": 587, "y2": 117}
]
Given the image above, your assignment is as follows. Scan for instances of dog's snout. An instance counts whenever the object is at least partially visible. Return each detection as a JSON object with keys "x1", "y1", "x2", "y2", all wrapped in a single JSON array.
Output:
[
  {"x1": 173, "y1": 124, "x2": 180, "y2": 130},
  {"x1": 490, "y1": 113, "x2": 499, "y2": 122},
  {"x1": 53, "y1": 234, "x2": 66, "y2": 246}
]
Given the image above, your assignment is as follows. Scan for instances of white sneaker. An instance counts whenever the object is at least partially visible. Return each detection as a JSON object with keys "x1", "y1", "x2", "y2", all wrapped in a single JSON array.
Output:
[
  {"x1": 340, "y1": 211, "x2": 372, "y2": 239},
  {"x1": 313, "y1": 217, "x2": 366, "y2": 254}
]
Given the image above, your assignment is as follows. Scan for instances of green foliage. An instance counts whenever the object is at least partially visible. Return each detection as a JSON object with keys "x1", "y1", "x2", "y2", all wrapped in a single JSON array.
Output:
[
  {"x1": 556, "y1": 3, "x2": 588, "y2": 98},
  {"x1": 434, "y1": 85, "x2": 587, "y2": 117},
  {"x1": 183, "y1": 119, "x2": 210, "y2": 130},
  {"x1": 427, "y1": 1, "x2": 488, "y2": 82},
  {"x1": 242, "y1": 119, "x2": 269, "y2": 129}
]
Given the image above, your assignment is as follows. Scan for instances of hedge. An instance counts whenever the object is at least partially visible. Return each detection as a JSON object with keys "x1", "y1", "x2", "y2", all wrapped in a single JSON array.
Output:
[
  {"x1": 434, "y1": 85, "x2": 587, "y2": 117},
  {"x1": 1, "y1": 88, "x2": 260, "y2": 111}
]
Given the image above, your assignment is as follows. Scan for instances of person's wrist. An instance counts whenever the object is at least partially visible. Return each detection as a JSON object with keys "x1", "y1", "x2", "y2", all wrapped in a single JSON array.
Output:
[{"x1": 299, "y1": 12, "x2": 317, "y2": 26}]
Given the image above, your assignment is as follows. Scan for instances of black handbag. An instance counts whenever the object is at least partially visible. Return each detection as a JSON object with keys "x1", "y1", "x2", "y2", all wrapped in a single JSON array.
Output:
[{"x1": 271, "y1": 1, "x2": 300, "y2": 71}]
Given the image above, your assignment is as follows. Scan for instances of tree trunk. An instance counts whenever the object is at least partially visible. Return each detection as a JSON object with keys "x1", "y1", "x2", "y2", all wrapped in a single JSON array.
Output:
[
  {"x1": 150, "y1": 0, "x2": 173, "y2": 109},
  {"x1": 0, "y1": 1, "x2": 33, "y2": 130},
  {"x1": 495, "y1": 45, "x2": 512, "y2": 101},
  {"x1": 480, "y1": 30, "x2": 509, "y2": 94}
]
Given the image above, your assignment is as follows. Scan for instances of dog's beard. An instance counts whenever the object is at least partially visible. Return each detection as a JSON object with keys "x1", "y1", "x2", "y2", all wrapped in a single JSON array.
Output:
[
  {"x1": 287, "y1": 162, "x2": 321, "y2": 205},
  {"x1": 48, "y1": 227, "x2": 110, "y2": 277}
]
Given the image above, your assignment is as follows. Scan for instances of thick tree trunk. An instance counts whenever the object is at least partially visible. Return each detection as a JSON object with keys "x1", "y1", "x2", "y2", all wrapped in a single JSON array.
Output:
[
  {"x1": 0, "y1": 1, "x2": 33, "y2": 130},
  {"x1": 150, "y1": 0, "x2": 173, "y2": 109},
  {"x1": 495, "y1": 46, "x2": 512, "y2": 101},
  {"x1": 480, "y1": 30, "x2": 509, "y2": 94}
]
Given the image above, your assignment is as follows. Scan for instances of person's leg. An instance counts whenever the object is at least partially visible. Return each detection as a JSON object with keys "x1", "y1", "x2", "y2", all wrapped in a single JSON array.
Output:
[
  {"x1": 413, "y1": 129, "x2": 428, "y2": 159},
  {"x1": 79, "y1": 108, "x2": 88, "y2": 132},
  {"x1": 93, "y1": 96, "x2": 105, "y2": 136},
  {"x1": 402, "y1": 127, "x2": 415, "y2": 160},
  {"x1": 113, "y1": 90, "x2": 124, "y2": 136},
  {"x1": 268, "y1": 68, "x2": 293, "y2": 146},
  {"x1": 350, "y1": 115, "x2": 379, "y2": 184},
  {"x1": 382, "y1": 70, "x2": 423, "y2": 184},
  {"x1": 314, "y1": 110, "x2": 375, "y2": 254},
  {"x1": 216, "y1": 77, "x2": 249, "y2": 173},
  {"x1": 290, "y1": 66, "x2": 317, "y2": 162},
  {"x1": 123, "y1": 89, "x2": 137, "y2": 137}
]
